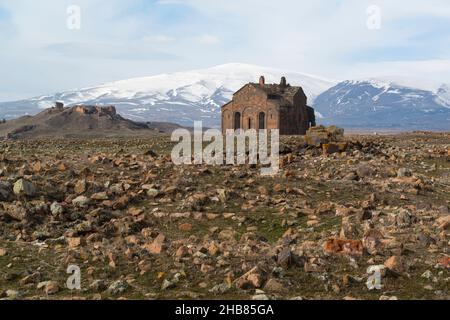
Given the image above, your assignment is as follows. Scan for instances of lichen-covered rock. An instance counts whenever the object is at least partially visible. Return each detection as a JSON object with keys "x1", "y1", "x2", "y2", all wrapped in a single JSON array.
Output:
[
  {"x1": 235, "y1": 266, "x2": 266, "y2": 290},
  {"x1": 13, "y1": 179, "x2": 36, "y2": 197}
]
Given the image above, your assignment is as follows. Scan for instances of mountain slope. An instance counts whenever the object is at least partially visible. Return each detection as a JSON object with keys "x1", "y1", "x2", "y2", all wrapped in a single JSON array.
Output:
[
  {"x1": 0, "y1": 105, "x2": 182, "y2": 139},
  {"x1": 313, "y1": 80, "x2": 450, "y2": 130},
  {"x1": 437, "y1": 84, "x2": 450, "y2": 105},
  {"x1": 0, "y1": 63, "x2": 336, "y2": 127}
]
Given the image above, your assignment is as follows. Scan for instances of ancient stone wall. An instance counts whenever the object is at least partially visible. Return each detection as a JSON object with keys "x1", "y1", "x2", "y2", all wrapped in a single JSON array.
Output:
[
  {"x1": 221, "y1": 78, "x2": 313, "y2": 135},
  {"x1": 222, "y1": 84, "x2": 280, "y2": 134},
  {"x1": 73, "y1": 105, "x2": 117, "y2": 116}
]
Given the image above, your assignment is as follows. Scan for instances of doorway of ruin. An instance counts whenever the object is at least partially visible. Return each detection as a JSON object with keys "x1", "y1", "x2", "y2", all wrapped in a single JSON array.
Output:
[
  {"x1": 234, "y1": 112, "x2": 241, "y2": 130},
  {"x1": 259, "y1": 112, "x2": 266, "y2": 129}
]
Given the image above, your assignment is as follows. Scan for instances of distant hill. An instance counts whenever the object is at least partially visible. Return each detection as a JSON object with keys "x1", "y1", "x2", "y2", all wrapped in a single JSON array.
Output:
[
  {"x1": 313, "y1": 80, "x2": 450, "y2": 131},
  {"x1": 0, "y1": 104, "x2": 183, "y2": 139},
  {"x1": 1, "y1": 63, "x2": 449, "y2": 131},
  {"x1": 0, "y1": 63, "x2": 336, "y2": 128}
]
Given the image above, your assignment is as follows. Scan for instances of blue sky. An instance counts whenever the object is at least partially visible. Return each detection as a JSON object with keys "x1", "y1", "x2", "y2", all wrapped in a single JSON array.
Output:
[{"x1": 0, "y1": 0, "x2": 450, "y2": 101}]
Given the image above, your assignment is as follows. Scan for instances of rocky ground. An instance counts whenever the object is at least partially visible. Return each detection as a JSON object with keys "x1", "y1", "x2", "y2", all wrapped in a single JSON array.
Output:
[{"x1": 0, "y1": 132, "x2": 449, "y2": 300}]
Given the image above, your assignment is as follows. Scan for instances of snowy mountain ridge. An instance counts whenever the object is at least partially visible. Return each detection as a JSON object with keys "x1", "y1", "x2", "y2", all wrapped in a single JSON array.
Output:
[
  {"x1": 0, "y1": 63, "x2": 335, "y2": 127},
  {"x1": 0, "y1": 63, "x2": 449, "y2": 130}
]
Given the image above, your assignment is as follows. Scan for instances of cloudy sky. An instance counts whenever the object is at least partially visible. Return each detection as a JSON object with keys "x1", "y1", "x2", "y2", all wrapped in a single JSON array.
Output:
[{"x1": 0, "y1": 0, "x2": 450, "y2": 101}]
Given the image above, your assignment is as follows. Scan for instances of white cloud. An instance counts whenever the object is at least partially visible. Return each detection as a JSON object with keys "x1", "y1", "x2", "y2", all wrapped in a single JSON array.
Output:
[
  {"x1": 142, "y1": 35, "x2": 175, "y2": 43},
  {"x1": 347, "y1": 59, "x2": 450, "y2": 90},
  {"x1": 0, "y1": 0, "x2": 449, "y2": 100},
  {"x1": 195, "y1": 34, "x2": 220, "y2": 45},
  {"x1": 156, "y1": 0, "x2": 186, "y2": 5}
]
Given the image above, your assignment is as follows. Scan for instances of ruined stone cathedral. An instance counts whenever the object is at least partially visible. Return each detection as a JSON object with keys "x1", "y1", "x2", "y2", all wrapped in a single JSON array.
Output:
[{"x1": 221, "y1": 76, "x2": 316, "y2": 135}]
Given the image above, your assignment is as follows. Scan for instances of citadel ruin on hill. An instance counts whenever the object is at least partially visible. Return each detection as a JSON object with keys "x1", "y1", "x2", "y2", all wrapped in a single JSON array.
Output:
[
  {"x1": 53, "y1": 102, "x2": 117, "y2": 116},
  {"x1": 221, "y1": 76, "x2": 316, "y2": 135}
]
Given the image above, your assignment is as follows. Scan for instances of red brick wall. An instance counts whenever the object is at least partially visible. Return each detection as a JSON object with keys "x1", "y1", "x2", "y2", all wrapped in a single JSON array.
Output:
[{"x1": 221, "y1": 84, "x2": 310, "y2": 135}]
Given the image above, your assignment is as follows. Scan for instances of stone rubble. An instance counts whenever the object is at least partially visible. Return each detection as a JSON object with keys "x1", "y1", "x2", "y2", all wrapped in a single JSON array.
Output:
[{"x1": 0, "y1": 133, "x2": 448, "y2": 300}]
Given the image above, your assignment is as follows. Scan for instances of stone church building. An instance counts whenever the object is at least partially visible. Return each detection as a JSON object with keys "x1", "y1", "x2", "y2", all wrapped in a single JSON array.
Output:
[{"x1": 221, "y1": 76, "x2": 316, "y2": 135}]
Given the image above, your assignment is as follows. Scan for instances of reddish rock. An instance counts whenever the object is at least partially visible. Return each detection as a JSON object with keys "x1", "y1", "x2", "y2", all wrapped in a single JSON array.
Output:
[
  {"x1": 264, "y1": 279, "x2": 285, "y2": 293},
  {"x1": 436, "y1": 215, "x2": 450, "y2": 230},
  {"x1": 143, "y1": 234, "x2": 166, "y2": 254},
  {"x1": 175, "y1": 245, "x2": 189, "y2": 258},
  {"x1": 438, "y1": 257, "x2": 450, "y2": 268},
  {"x1": 235, "y1": 267, "x2": 265, "y2": 290},
  {"x1": 67, "y1": 237, "x2": 82, "y2": 248},
  {"x1": 324, "y1": 238, "x2": 363, "y2": 256},
  {"x1": 384, "y1": 256, "x2": 406, "y2": 273},
  {"x1": 74, "y1": 179, "x2": 87, "y2": 195},
  {"x1": 208, "y1": 242, "x2": 220, "y2": 256},
  {"x1": 128, "y1": 207, "x2": 143, "y2": 217},
  {"x1": 322, "y1": 143, "x2": 340, "y2": 155},
  {"x1": 179, "y1": 223, "x2": 193, "y2": 231}
]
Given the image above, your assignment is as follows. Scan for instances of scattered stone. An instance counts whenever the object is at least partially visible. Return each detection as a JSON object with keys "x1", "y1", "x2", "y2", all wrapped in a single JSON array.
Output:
[
  {"x1": 179, "y1": 223, "x2": 193, "y2": 231},
  {"x1": 397, "y1": 168, "x2": 412, "y2": 177},
  {"x1": 208, "y1": 242, "x2": 220, "y2": 256},
  {"x1": 384, "y1": 256, "x2": 406, "y2": 274},
  {"x1": 218, "y1": 229, "x2": 237, "y2": 242},
  {"x1": 235, "y1": 267, "x2": 265, "y2": 290},
  {"x1": 438, "y1": 205, "x2": 449, "y2": 215},
  {"x1": 324, "y1": 239, "x2": 363, "y2": 256},
  {"x1": 421, "y1": 270, "x2": 433, "y2": 279},
  {"x1": 322, "y1": 143, "x2": 340, "y2": 155},
  {"x1": 13, "y1": 179, "x2": 36, "y2": 197},
  {"x1": 436, "y1": 215, "x2": 450, "y2": 230},
  {"x1": 2, "y1": 202, "x2": 28, "y2": 221},
  {"x1": 161, "y1": 273, "x2": 182, "y2": 291},
  {"x1": 67, "y1": 237, "x2": 82, "y2": 248},
  {"x1": 5, "y1": 289, "x2": 22, "y2": 299},
  {"x1": 175, "y1": 245, "x2": 189, "y2": 258},
  {"x1": 340, "y1": 216, "x2": 362, "y2": 239},
  {"x1": 0, "y1": 132, "x2": 449, "y2": 300},
  {"x1": 356, "y1": 165, "x2": 375, "y2": 178},
  {"x1": 277, "y1": 248, "x2": 292, "y2": 269},
  {"x1": 50, "y1": 202, "x2": 64, "y2": 216},
  {"x1": 74, "y1": 179, "x2": 87, "y2": 194},
  {"x1": 37, "y1": 281, "x2": 60, "y2": 295},
  {"x1": 72, "y1": 196, "x2": 91, "y2": 208},
  {"x1": 89, "y1": 280, "x2": 108, "y2": 292},
  {"x1": 143, "y1": 233, "x2": 166, "y2": 254},
  {"x1": 0, "y1": 182, "x2": 11, "y2": 199},
  {"x1": 107, "y1": 280, "x2": 129, "y2": 295},
  {"x1": 161, "y1": 279, "x2": 175, "y2": 291},
  {"x1": 438, "y1": 257, "x2": 450, "y2": 268},
  {"x1": 379, "y1": 295, "x2": 398, "y2": 300},
  {"x1": 0, "y1": 248, "x2": 7, "y2": 257},
  {"x1": 92, "y1": 192, "x2": 109, "y2": 200},
  {"x1": 252, "y1": 294, "x2": 270, "y2": 300},
  {"x1": 209, "y1": 283, "x2": 230, "y2": 295},
  {"x1": 146, "y1": 189, "x2": 159, "y2": 197},
  {"x1": 264, "y1": 279, "x2": 285, "y2": 293}
]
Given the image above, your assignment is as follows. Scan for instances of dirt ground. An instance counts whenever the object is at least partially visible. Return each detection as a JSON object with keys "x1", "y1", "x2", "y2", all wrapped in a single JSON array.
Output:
[{"x1": 0, "y1": 132, "x2": 448, "y2": 300}]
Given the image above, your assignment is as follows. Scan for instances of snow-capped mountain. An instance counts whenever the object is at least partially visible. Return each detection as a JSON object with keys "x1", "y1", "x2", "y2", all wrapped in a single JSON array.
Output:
[
  {"x1": 1, "y1": 64, "x2": 449, "y2": 130},
  {"x1": 313, "y1": 80, "x2": 450, "y2": 130},
  {"x1": 437, "y1": 84, "x2": 450, "y2": 105},
  {"x1": 0, "y1": 63, "x2": 335, "y2": 127}
]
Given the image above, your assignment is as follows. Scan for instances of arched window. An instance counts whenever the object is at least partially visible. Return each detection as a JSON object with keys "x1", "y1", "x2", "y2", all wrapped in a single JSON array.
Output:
[
  {"x1": 234, "y1": 112, "x2": 241, "y2": 130},
  {"x1": 259, "y1": 112, "x2": 266, "y2": 129},
  {"x1": 248, "y1": 118, "x2": 252, "y2": 129}
]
